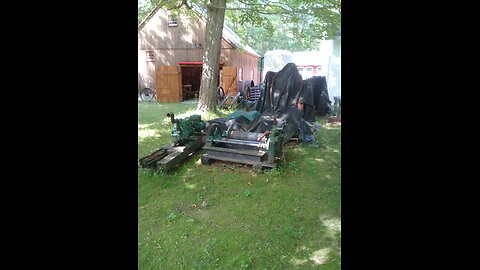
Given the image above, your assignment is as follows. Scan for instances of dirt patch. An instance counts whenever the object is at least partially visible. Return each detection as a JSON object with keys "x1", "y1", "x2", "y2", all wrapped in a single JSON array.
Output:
[
  {"x1": 324, "y1": 116, "x2": 341, "y2": 126},
  {"x1": 212, "y1": 160, "x2": 251, "y2": 171},
  {"x1": 285, "y1": 139, "x2": 301, "y2": 148}
]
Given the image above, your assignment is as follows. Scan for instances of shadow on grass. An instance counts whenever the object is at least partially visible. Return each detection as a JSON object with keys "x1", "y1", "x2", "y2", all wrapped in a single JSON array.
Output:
[{"x1": 138, "y1": 103, "x2": 341, "y2": 269}]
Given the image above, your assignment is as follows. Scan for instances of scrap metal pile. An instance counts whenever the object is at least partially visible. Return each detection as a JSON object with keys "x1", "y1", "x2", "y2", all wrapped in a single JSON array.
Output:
[
  {"x1": 139, "y1": 63, "x2": 332, "y2": 171},
  {"x1": 206, "y1": 63, "x2": 330, "y2": 145},
  {"x1": 138, "y1": 112, "x2": 285, "y2": 171},
  {"x1": 201, "y1": 117, "x2": 285, "y2": 170}
]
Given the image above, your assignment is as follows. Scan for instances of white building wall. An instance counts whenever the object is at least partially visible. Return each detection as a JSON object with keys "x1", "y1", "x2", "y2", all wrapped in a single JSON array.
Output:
[
  {"x1": 316, "y1": 41, "x2": 333, "y2": 77},
  {"x1": 263, "y1": 38, "x2": 341, "y2": 103},
  {"x1": 263, "y1": 50, "x2": 293, "y2": 73},
  {"x1": 326, "y1": 36, "x2": 341, "y2": 102}
]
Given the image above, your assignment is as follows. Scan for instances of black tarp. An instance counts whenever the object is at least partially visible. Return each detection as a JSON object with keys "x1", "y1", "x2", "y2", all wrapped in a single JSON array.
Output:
[
  {"x1": 254, "y1": 63, "x2": 304, "y2": 114},
  {"x1": 205, "y1": 63, "x2": 325, "y2": 145},
  {"x1": 304, "y1": 76, "x2": 332, "y2": 116},
  {"x1": 254, "y1": 63, "x2": 332, "y2": 122}
]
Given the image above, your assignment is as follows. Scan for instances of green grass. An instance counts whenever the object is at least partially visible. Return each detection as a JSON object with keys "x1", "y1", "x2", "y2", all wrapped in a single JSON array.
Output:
[{"x1": 138, "y1": 101, "x2": 341, "y2": 269}]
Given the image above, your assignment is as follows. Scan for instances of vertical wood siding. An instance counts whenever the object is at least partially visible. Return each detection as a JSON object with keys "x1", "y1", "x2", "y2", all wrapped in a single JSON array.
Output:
[
  {"x1": 222, "y1": 66, "x2": 237, "y2": 96},
  {"x1": 155, "y1": 66, "x2": 182, "y2": 102}
]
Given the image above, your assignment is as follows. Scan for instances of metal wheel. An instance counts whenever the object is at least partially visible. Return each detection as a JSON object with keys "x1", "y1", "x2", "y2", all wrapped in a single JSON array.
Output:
[
  {"x1": 141, "y1": 88, "x2": 155, "y2": 102},
  {"x1": 219, "y1": 93, "x2": 232, "y2": 108},
  {"x1": 228, "y1": 93, "x2": 241, "y2": 110},
  {"x1": 203, "y1": 123, "x2": 222, "y2": 141}
]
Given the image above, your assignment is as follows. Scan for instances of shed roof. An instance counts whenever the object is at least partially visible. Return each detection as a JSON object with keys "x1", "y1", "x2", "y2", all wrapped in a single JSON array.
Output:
[{"x1": 222, "y1": 24, "x2": 260, "y2": 57}]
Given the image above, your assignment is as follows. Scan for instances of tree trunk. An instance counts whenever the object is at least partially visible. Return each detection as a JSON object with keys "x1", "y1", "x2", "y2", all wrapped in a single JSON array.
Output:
[{"x1": 197, "y1": 0, "x2": 226, "y2": 112}]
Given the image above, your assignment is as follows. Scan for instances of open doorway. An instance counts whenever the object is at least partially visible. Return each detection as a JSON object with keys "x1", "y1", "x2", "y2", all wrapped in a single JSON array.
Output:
[
  {"x1": 178, "y1": 62, "x2": 225, "y2": 101},
  {"x1": 180, "y1": 65, "x2": 202, "y2": 100}
]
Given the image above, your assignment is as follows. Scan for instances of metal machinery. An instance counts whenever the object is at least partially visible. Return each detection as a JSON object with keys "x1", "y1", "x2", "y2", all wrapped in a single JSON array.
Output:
[
  {"x1": 218, "y1": 80, "x2": 260, "y2": 110},
  {"x1": 138, "y1": 113, "x2": 206, "y2": 172},
  {"x1": 333, "y1": 96, "x2": 341, "y2": 120},
  {"x1": 201, "y1": 121, "x2": 286, "y2": 170}
]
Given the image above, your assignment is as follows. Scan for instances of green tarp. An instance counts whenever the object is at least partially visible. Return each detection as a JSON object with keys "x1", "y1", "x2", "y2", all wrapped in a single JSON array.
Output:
[{"x1": 226, "y1": 110, "x2": 261, "y2": 121}]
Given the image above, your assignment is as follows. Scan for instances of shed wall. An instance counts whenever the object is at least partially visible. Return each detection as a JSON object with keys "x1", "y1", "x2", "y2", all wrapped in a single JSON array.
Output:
[{"x1": 138, "y1": 9, "x2": 260, "y2": 93}]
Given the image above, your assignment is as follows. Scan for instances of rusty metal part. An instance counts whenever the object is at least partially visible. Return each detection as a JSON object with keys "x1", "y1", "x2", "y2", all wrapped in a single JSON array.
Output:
[{"x1": 257, "y1": 130, "x2": 271, "y2": 142}]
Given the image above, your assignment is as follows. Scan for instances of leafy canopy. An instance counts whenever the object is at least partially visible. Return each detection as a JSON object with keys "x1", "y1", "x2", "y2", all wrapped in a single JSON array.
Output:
[{"x1": 138, "y1": 0, "x2": 341, "y2": 55}]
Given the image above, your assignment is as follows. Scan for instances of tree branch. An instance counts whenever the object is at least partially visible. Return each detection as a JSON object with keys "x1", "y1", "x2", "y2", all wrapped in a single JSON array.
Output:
[
  {"x1": 235, "y1": 0, "x2": 311, "y2": 13},
  {"x1": 223, "y1": 0, "x2": 336, "y2": 17},
  {"x1": 166, "y1": 0, "x2": 192, "y2": 10}
]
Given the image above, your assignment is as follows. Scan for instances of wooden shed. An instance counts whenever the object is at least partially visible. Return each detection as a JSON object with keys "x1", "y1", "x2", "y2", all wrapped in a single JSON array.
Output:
[{"x1": 138, "y1": 8, "x2": 261, "y2": 102}]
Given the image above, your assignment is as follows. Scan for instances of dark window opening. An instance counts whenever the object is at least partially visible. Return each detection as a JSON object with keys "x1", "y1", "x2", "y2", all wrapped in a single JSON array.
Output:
[{"x1": 168, "y1": 14, "x2": 178, "y2": 27}]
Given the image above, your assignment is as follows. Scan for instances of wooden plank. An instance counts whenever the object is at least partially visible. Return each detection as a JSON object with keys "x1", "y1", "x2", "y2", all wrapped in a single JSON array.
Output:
[
  {"x1": 162, "y1": 145, "x2": 186, "y2": 151},
  {"x1": 203, "y1": 153, "x2": 261, "y2": 166},
  {"x1": 157, "y1": 140, "x2": 205, "y2": 172},
  {"x1": 158, "y1": 151, "x2": 183, "y2": 165},
  {"x1": 203, "y1": 146, "x2": 266, "y2": 157}
]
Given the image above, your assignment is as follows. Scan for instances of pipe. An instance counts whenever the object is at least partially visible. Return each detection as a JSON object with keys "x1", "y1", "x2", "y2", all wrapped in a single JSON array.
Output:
[
  {"x1": 166, "y1": 112, "x2": 175, "y2": 123},
  {"x1": 213, "y1": 138, "x2": 267, "y2": 149},
  {"x1": 228, "y1": 131, "x2": 267, "y2": 142}
]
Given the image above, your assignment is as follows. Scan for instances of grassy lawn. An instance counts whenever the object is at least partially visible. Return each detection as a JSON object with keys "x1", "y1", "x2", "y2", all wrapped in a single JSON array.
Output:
[{"x1": 138, "y1": 101, "x2": 341, "y2": 269}]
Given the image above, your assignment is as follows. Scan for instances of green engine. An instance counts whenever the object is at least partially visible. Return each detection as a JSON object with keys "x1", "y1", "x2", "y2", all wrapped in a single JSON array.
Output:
[
  {"x1": 267, "y1": 122, "x2": 285, "y2": 164},
  {"x1": 167, "y1": 112, "x2": 206, "y2": 146}
]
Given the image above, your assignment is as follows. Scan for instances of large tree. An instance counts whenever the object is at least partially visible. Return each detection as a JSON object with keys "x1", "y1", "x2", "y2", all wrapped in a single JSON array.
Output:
[
  {"x1": 139, "y1": 0, "x2": 341, "y2": 112},
  {"x1": 197, "y1": 0, "x2": 227, "y2": 112}
]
